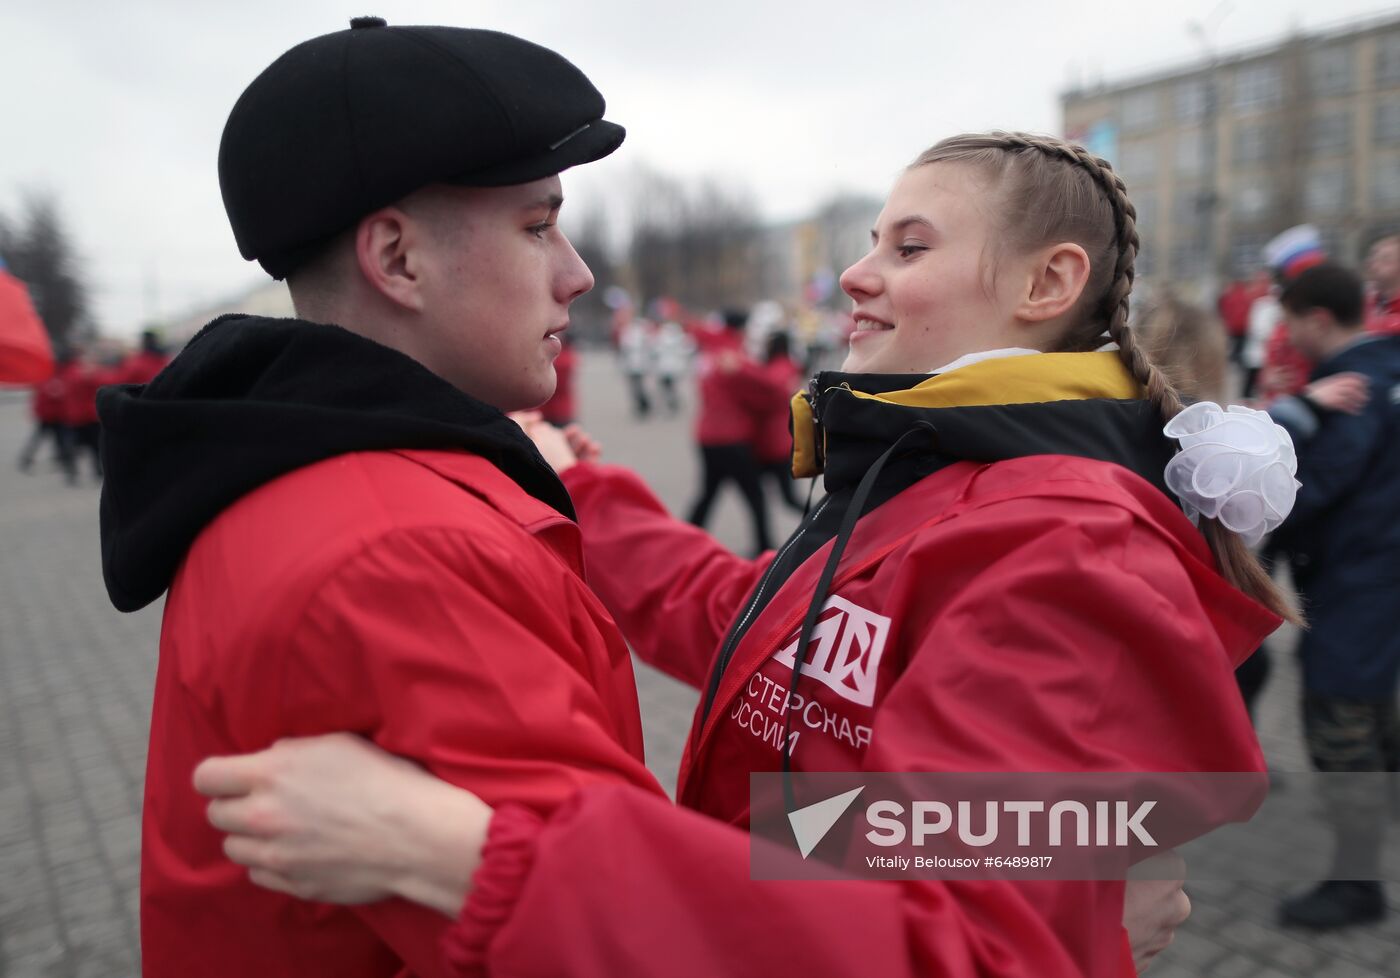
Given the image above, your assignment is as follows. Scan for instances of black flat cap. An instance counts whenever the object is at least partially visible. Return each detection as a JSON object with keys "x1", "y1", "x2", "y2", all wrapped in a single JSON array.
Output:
[{"x1": 219, "y1": 18, "x2": 625, "y2": 279}]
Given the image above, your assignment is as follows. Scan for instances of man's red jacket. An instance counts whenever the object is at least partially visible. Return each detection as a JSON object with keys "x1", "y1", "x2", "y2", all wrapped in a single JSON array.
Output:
[
  {"x1": 142, "y1": 449, "x2": 661, "y2": 978},
  {"x1": 97, "y1": 316, "x2": 666, "y2": 978}
]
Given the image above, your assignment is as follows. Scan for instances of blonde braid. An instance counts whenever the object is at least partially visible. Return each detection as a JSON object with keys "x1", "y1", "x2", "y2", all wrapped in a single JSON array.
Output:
[{"x1": 990, "y1": 133, "x2": 1186, "y2": 415}]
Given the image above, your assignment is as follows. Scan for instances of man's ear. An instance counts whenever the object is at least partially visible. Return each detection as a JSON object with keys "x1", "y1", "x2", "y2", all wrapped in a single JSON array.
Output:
[
  {"x1": 354, "y1": 208, "x2": 426, "y2": 312},
  {"x1": 1016, "y1": 242, "x2": 1092, "y2": 324}
]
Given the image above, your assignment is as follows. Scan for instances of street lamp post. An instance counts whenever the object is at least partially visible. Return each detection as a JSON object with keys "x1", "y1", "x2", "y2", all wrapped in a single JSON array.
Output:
[{"x1": 1190, "y1": 3, "x2": 1232, "y2": 303}]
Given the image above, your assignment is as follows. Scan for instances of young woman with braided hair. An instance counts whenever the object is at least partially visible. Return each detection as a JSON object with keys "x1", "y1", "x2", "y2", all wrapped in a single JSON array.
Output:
[{"x1": 194, "y1": 132, "x2": 1294, "y2": 977}]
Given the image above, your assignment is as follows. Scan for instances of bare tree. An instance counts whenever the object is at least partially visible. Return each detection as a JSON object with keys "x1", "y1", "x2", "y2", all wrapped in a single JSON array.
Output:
[
  {"x1": 625, "y1": 169, "x2": 768, "y2": 313},
  {"x1": 813, "y1": 194, "x2": 882, "y2": 282},
  {"x1": 566, "y1": 203, "x2": 618, "y2": 344},
  {"x1": 626, "y1": 167, "x2": 690, "y2": 306},
  {"x1": 0, "y1": 191, "x2": 94, "y2": 349}
]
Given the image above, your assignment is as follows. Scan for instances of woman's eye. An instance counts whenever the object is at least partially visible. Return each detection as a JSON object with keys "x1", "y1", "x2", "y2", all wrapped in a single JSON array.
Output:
[
  {"x1": 897, "y1": 244, "x2": 926, "y2": 258},
  {"x1": 530, "y1": 222, "x2": 556, "y2": 239}
]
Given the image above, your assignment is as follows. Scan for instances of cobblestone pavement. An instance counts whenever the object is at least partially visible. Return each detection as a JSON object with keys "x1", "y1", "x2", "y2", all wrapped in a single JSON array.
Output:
[{"x1": 0, "y1": 350, "x2": 1397, "y2": 976}]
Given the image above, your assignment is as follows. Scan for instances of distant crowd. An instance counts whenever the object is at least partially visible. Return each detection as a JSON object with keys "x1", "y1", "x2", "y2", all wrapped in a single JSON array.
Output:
[{"x1": 17, "y1": 329, "x2": 169, "y2": 484}]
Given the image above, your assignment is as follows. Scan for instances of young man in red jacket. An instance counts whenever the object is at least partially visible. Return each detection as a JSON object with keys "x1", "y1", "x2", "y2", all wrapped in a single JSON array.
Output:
[{"x1": 96, "y1": 19, "x2": 660, "y2": 978}]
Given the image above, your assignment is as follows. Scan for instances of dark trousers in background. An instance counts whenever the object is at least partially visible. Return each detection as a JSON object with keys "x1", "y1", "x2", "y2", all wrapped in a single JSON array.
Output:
[
  {"x1": 626, "y1": 372, "x2": 651, "y2": 418},
  {"x1": 1237, "y1": 644, "x2": 1272, "y2": 719},
  {"x1": 1242, "y1": 366, "x2": 1262, "y2": 400},
  {"x1": 18, "y1": 421, "x2": 77, "y2": 483},
  {"x1": 1228, "y1": 333, "x2": 1248, "y2": 368},
  {"x1": 1303, "y1": 691, "x2": 1400, "y2": 879},
  {"x1": 73, "y1": 422, "x2": 103, "y2": 480},
  {"x1": 657, "y1": 374, "x2": 680, "y2": 415},
  {"x1": 1236, "y1": 543, "x2": 1278, "y2": 718},
  {"x1": 688, "y1": 442, "x2": 772, "y2": 555}
]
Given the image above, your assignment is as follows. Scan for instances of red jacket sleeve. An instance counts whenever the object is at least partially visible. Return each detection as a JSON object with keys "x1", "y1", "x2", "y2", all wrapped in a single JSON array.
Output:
[
  {"x1": 563, "y1": 462, "x2": 773, "y2": 688},
  {"x1": 445, "y1": 787, "x2": 1095, "y2": 978},
  {"x1": 438, "y1": 494, "x2": 1262, "y2": 977},
  {"x1": 278, "y1": 525, "x2": 668, "y2": 978}
]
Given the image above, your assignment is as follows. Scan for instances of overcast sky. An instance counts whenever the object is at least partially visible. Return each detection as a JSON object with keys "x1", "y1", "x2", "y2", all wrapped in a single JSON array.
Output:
[{"x1": 4, "y1": 0, "x2": 1398, "y2": 338}]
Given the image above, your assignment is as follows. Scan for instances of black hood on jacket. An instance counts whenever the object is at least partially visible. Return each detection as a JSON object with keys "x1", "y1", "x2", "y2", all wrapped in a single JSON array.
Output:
[
  {"x1": 810, "y1": 370, "x2": 1176, "y2": 497},
  {"x1": 98, "y1": 314, "x2": 574, "y2": 613}
]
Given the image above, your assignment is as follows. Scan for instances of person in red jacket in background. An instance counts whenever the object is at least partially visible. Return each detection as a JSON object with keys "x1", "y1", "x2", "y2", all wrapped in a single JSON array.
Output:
[
  {"x1": 686, "y1": 308, "x2": 775, "y2": 554},
  {"x1": 538, "y1": 332, "x2": 577, "y2": 426},
  {"x1": 18, "y1": 350, "x2": 76, "y2": 482},
  {"x1": 1218, "y1": 271, "x2": 1268, "y2": 368},
  {"x1": 752, "y1": 329, "x2": 806, "y2": 512},
  {"x1": 62, "y1": 349, "x2": 111, "y2": 482},
  {"x1": 196, "y1": 133, "x2": 1283, "y2": 978},
  {"x1": 120, "y1": 329, "x2": 172, "y2": 385}
]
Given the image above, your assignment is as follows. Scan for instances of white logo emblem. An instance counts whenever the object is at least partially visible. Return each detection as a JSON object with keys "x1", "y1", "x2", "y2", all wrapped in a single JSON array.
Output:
[
  {"x1": 788, "y1": 786, "x2": 865, "y2": 858},
  {"x1": 772, "y1": 595, "x2": 890, "y2": 707}
]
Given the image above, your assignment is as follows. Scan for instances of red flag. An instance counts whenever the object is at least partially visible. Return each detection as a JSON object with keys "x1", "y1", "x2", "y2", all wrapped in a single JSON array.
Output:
[{"x1": 0, "y1": 265, "x2": 54, "y2": 384}]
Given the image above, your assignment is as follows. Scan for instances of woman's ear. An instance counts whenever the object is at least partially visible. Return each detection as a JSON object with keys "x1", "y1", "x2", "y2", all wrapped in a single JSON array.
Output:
[{"x1": 1017, "y1": 242, "x2": 1092, "y2": 323}]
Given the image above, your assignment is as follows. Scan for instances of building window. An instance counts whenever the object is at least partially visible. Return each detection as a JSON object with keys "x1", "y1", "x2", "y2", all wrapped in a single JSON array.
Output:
[
  {"x1": 1233, "y1": 184, "x2": 1274, "y2": 221},
  {"x1": 1175, "y1": 79, "x2": 1209, "y2": 122},
  {"x1": 1120, "y1": 139, "x2": 1158, "y2": 180},
  {"x1": 1173, "y1": 188, "x2": 1208, "y2": 227},
  {"x1": 1233, "y1": 61, "x2": 1282, "y2": 111},
  {"x1": 1121, "y1": 89, "x2": 1160, "y2": 132},
  {"x1": 1233, "y1": 121, "x2": 1278, "y2": 165},
  {"x1": 1308, "y1": 109, "x2": 1353, "y2": 156},
  {"x1": 1305, "y1": 165, "x2": 1351, "y2": 215},
  {"x1": 1175, "y1": 129, "x2": 1206, "y2": 176},
  {"x1": 1377, "y1": 32, "x2": 1400, "y2": 87},
  {"x1": 1307, "y1": 45, "x2": 1354, "y2": 97},
  {"x1": 1374, "y1": 156, "x2": 1400, "y2": 207},
  {"x1": 1377, "y1": 99, "x2": 1400, "y2": 147}
]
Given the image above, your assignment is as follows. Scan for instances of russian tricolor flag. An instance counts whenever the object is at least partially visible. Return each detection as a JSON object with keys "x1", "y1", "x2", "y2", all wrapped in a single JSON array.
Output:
[{"x1": 1264, "y1": 224, "x2": 1328, "y2": 280}]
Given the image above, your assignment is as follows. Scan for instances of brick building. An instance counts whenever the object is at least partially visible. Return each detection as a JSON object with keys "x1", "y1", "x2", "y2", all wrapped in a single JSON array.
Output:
[{"x1": 1063, "y1": 12, "x2": 1400, "y2": 287}]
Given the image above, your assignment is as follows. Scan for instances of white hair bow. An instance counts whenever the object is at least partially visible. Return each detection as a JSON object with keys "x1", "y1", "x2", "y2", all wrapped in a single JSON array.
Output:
[{"x1": 1163, "y1": 402, "x2": 1300, "y2": 548}]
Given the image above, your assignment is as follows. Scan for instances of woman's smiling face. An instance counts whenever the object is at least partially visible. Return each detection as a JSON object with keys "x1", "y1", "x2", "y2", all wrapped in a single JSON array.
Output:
[{"x1": 838, "y1": 163, "x2": 1026, "y2": 374}]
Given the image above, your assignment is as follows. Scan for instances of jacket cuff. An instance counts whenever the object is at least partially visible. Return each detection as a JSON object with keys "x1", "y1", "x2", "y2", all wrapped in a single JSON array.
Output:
[
  {"x1": 559, "y1": 459, "x2": 600, "y2": 489},
  {"x1": 441, "y1": 804, "x2": 546, "y2": 976}
]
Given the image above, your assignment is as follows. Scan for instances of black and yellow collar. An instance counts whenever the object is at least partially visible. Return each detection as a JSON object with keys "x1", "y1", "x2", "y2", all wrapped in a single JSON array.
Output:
[{"x1": 792, "y1": 351, "x2": 1145, "y2": 478}]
